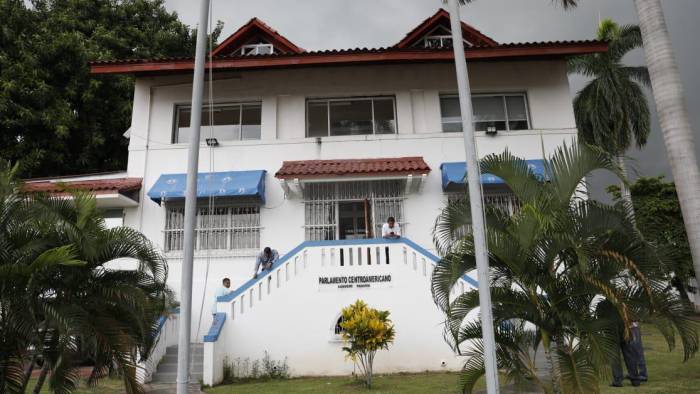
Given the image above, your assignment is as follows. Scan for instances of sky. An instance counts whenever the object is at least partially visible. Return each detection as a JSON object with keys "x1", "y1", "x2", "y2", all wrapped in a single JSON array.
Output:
[{"x1": 164, "y1": 0, "x2": 700, "y2": 201}]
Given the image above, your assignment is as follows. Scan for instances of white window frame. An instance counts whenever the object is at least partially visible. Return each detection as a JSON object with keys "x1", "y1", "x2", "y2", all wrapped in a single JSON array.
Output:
[
  {"x1": 173, "y1": 102, "x2": 262, "y2": 143},
  {"x1": 424, "y1": 35, "x2": 453, "y2": 48},
  {"x1": 163, "y1": 202, "x2": 261, "y2": 253},
  {"x1": 439, "y1": 93, "x2": 532, "y2": 132},
  {"x1": 305, "y1": 96, "x2": 398, "y2": 137},
  {"x1": 240, "y1": 43, "x2": 274, "y2": 56}
]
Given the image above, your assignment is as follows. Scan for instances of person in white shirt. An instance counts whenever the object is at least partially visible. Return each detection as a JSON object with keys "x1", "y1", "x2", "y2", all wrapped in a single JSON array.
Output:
[
  {"x1": 254, "y1": 247, "x2": 279, "y2": 279},
  {"x1": 381, "y1": 217, "x2": 401, "y2": 239},
  {"x1": 212, "y1": 278, "x2": 231, "y2": 314}
]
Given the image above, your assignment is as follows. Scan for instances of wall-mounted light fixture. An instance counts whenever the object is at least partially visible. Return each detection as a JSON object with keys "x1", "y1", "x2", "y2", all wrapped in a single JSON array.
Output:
[{"x1": 485, "y1": 126, "x2": 498, "y2": 135}]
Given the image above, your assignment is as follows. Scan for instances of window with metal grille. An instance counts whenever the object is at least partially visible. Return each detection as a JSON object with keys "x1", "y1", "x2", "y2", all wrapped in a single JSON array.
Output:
[
  {"x1": 446, "y1": 191, "x2": 520, "y2": 239},
  {"x1": 303, "y1": 180, "x2": 406, "y2": 241},
  {"x1": 163, "y1": 204, "x2": 261, "y2": 252}
]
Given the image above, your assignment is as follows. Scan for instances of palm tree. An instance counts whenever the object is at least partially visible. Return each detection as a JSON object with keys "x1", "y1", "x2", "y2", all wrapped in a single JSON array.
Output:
[
  {"x1": 0, "y1": 162, "x2": 173, "y2": 394},
  {"x1": 633, "y1": 0, "x2": 700, "y2": 310},
  {"x1": 431, "y1": 144, "x2": 698, "y2": 393},
  {"x1": 569, "y1": 19, "x2": 650, "y2": 216},
  {"x1": 0, "y1": 163, "x2": 84, "y2": 394}
]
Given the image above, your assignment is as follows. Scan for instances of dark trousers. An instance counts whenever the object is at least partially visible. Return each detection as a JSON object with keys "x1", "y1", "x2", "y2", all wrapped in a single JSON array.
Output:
[
  {"x1": 611, "y1": 326, "x2": 647, "y2": 385},
  {"x1": 632, "y1": 326, "x2": 648, "y2": 379}
]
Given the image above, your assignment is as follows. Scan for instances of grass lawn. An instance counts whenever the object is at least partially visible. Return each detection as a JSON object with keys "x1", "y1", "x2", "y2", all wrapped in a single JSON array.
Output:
[
  {"x1": 598, "y1": 323, "x2": 700, "y2": 394},
  {"x1": 206, "y1": 325, "x2": 700, "y2": 394},
  {"x1": 204, "y1": 372, "x2": 469, "y2": 394}
]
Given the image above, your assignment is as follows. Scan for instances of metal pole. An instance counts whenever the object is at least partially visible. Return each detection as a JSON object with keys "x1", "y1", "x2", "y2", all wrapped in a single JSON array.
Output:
[
  {"x1": 176, "y1": 0, "x2": 210, "y2": 392},
  {"x1": 446, "y1": 1, "x2": 500, "y2": 392}
]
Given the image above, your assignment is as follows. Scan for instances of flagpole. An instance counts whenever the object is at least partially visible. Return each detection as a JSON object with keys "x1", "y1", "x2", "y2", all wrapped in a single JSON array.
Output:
[
  {"x1": 177, "y1": 0, "x2": 210, "y2": 392},
  {"x1": 446, "y1": 1, "x2": 500, "y2": 392}
]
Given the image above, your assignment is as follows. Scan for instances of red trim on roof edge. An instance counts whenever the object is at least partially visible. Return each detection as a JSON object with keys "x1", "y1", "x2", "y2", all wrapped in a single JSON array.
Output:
[
  {"x1": 90, "y1": 41, "x2": 607, "y2": 75},
  {"x1": 211, "y1": 17, "x2": 304, "y2": 57},
  {"x1": 394, "y1": 9, "x2": 498, "y2": 48},
  {"x1": 22, "y1": 178, "x2": 143, "y2": 194}
]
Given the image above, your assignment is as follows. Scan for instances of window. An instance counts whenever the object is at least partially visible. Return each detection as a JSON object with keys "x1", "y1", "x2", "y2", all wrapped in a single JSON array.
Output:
[
  {"x1": 173, "y1": 103, "x2": 262, "y2": 143},
  {"x1": 440, "y1": 94, "x2": 530, "y2": 132},
  {"x1": 306, "y1": 97, "x2": 397, "y2": 137},
  {"x1": 303, "y1": 181, "x2": 405, "y2": 241},
  {"x1": 424, "y1": 35, "x2": 453, "y2": 48},
  {"x1": 164, "y1": 204, "x2": 261, "y2": 252},
  {"x1": 241, "y1": 43, "x2": 274, "y2": 56}
]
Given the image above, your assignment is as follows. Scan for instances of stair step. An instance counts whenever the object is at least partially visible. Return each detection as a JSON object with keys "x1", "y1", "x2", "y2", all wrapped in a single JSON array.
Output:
[
  {"x1": 165, "y1": 346, "x2": 204, "y2": 356},
  {"x1": 160, "y1": 353, "x2": 204, "y2": 363},
  {"x1": 157, "y1": 362, "x2": 203, "y2": 373},
  {"x1": 151, "y1": 371, "x2": 203, "y2": 384}
]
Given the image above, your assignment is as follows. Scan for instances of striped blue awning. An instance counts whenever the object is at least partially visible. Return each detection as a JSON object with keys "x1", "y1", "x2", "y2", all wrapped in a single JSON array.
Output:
[
  {"x1": 440, "y1": 160, "x2": 546, "y2": 191},
  {"x1": 147, "y1": 170, "x2": 266, "y2": 205}
]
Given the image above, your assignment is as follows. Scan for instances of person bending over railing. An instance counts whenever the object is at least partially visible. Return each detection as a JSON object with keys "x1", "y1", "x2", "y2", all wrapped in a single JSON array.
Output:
[{"x1": 253, "y1": 246, "x2": 279, "y2": 279}]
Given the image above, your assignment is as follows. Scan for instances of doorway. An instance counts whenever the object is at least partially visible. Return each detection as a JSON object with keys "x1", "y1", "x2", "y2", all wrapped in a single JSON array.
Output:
[{"x1": 338, "y1": 200, "x2": 372, "y2": 240}]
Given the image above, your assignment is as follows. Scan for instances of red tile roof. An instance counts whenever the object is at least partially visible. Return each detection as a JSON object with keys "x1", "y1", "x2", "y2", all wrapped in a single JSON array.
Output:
[
  {"x1": 22, "y1": 178, "x2": 142, "y2": 195},
  {"x1": 89, "y1": 40, "x2": 607, "y2": 75},
  {"x1": 394, "y1": 8, "x2": 498, "y2": 48},
  {"x1": 275, "y1": 157, "x2": 431, "y2": 180}
]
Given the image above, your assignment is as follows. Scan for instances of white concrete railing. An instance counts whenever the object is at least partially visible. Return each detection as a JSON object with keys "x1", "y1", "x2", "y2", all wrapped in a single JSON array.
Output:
[
  {"x1": 202, "y1": 238, "x2": 477, "y2": 385},
  {"x1": 137, "y1": 312, "x2": 180, "y2": 384}
]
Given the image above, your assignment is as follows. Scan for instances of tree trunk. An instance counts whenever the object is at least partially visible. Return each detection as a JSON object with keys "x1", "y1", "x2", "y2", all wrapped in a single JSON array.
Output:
[
  {"x1": 634, "y1": 0, "x2": 700, "y2": 311},
  {"x1": 617, "y1": 155, "x2": 637, "y2": 223},
  {"x1": 543, "y1": 334, "x2": 561, "y2": 394},
  {"x1": 32, "y1": 364, "x2": 49, "y2": 394}
]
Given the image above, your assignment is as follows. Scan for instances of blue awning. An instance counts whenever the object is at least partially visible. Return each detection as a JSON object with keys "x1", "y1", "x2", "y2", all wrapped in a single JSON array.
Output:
[
  {"x1": 147, "y1": 170, "x2": 266, "y2": 205},
  {"x1": 440, "y1": 160, "x2": 546, "y2": 191}
]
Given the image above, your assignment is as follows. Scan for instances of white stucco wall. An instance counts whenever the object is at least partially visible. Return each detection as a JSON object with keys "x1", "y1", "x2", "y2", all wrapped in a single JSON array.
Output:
[
  {"x1": 118, "y1": 60, "x2": 577, "y2": 343},
  {"x1": 206, "y1": 241, "x2": 476, "y2": 382}
]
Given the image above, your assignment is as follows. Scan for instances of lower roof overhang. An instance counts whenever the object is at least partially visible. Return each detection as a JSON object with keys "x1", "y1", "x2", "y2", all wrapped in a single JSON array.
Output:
[
  {"x1": 21, "y1": 177, "x2": 142, "y2": 209},
  {"x1": 275, "y1": 157, "x2": 431, "y2": 197}
]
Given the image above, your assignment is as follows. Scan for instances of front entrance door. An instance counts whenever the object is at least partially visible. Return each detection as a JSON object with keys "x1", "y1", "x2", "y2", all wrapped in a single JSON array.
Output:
[{"x1": 338, "y1": 200, "x2": 372, "y2": 240}]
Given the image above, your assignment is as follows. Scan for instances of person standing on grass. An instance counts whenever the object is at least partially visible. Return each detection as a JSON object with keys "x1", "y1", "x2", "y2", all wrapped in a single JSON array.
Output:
[
  {"x1": 212, "y1": 277, "x2": 231, "y2": 314},
  {"x1": 611, "y1": 322, "x2": 644, "y2": 387},
  {"x1": 254, "y1": 247, "x2": 279, "y2": 278}
]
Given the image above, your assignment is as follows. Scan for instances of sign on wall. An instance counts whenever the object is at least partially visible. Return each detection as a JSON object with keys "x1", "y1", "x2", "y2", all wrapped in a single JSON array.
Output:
[{"x1": 318, "y1": 274, "x2": 392, "y2": 291}]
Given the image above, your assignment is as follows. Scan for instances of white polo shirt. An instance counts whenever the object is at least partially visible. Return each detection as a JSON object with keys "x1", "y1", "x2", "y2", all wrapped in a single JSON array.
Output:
[{"x1": 381, "y1": 222, "x2": 401, "y2": 238}]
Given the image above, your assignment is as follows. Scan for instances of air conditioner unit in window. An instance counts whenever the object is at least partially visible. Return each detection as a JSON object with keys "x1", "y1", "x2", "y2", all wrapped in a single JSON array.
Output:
[{"x1": 486, "y1": 126, "x2": 498, "y2": 135}]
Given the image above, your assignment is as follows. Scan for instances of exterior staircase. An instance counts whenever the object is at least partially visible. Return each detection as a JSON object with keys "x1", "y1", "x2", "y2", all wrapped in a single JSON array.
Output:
[{"x1": 151, "y1": 343, "x2": 204, "y2": 384}]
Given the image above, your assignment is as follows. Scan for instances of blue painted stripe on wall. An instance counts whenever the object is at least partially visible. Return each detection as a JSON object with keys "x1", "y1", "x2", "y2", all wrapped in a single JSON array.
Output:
[
  {"x1": 203, "y1": 313, "x2": 227, "y2": 342},
  {"x1": 217, "y1": 238, "x2": 478, "y2": 304}
]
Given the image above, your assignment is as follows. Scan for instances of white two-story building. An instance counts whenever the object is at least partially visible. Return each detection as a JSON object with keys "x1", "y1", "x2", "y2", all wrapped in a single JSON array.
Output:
[{"x1": 26, "y1": 9, "x2": 605, "y2": 384}]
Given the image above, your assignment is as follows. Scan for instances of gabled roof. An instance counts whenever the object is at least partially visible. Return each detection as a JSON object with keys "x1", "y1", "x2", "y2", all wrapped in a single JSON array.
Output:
[
  {"x1": 211, "y1": 17, "x2": 304, "y2": 57},
  {"x1": 89, "y1": 9, "x2": 607, "y2": 76},
  {"x1": 394, "y1": 8, "x2": 498, "y2": 48},
  {"x1": 275, "y1": 157, "x2": 431, "y2": 180}
]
